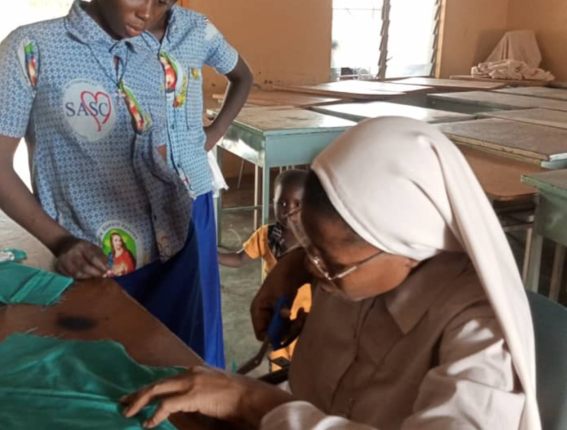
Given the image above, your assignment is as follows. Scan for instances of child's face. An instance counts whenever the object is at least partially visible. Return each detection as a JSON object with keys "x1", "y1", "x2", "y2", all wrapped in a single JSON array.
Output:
[
  {"x1": 274, "y1": 184, "x2": 303, "y2": 228},
  {"x1": 95, "y1": 0, "x2": 177, "y2": 39}
]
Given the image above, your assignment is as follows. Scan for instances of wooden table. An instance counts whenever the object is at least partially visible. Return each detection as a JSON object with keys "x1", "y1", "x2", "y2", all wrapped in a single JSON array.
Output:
[
  {"x1": 463, "y1": 147, "x2": 545, "y2": 281},
  {"x1": 462, "y1": 146, "x2": 544, "y2": 204},
  {"x1": 523, "y1": 170, "x2": 567, "y2": 301},
  {"x1": 438, "y1": 119, "x2": 567, "y2": 169},
  {"x1": 393, "y1": 77, "x2": 506, "y2": 91},
  {"x1": 0, "y1": 279, "x2": 221, "y2": 430},
  {"x1": 428, "y1": 91, "x2": 567, "y2": 115},
  {"x1": 496, "y1": 87, "x2": 567, "y2": 102},
  {"x1": 273, "y1": 81, "x2": 416, "y2": 100},
  {"x1": 213, "y1": 88, "x2": 345, "y2": 108},
  {"x1": 211, "y1": 107, "x2": 355, "y2": 243},
  {"x1": 312, "y1": 101, "x2": 473, "y2": 124},
  {"x1": 480, "y1": 108, "x2": 567, "y2": 131},
  {"x1": 450, "y1": 75, "x2": 549, "y2": 87}
]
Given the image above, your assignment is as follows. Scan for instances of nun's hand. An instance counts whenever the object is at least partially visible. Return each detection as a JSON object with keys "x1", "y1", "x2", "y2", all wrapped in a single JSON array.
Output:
[
  {"x1": 251, "y1": 248, "x2": 311, "y2": 341},
  {"x1": 121, "y1": 365, "x2": 293, "y2": 429}
]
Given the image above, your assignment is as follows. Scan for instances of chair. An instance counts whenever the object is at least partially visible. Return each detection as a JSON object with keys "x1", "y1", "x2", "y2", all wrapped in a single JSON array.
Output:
[{"x1": 526, "y1": 291, "x2": 567, "y2": 430}]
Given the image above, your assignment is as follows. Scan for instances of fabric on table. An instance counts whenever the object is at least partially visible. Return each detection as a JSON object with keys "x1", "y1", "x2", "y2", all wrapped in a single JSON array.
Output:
[
  {"x1": 0, "y1": 262, "x2": 73, "y2": 305},
  {"x1": 0, "y1": 333, "x2": 184, "y2": 429}
]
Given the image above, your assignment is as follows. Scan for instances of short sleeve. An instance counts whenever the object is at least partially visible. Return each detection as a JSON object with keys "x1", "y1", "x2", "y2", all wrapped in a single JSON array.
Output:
[
  {"x1": 243, "y1": 226, "x2": 268, "y2": 260},
  {"x1": 202, "y1": 19, "x2": 238, "y2": 75},
  {"x1": 0, "y1": 31, "x2": 38, "y2": 138}
]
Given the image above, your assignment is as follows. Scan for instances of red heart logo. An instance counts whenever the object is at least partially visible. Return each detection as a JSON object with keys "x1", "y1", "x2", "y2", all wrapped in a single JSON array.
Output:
[{"x1": 80, "y1": 91, "x2": 113, "y2": 132}]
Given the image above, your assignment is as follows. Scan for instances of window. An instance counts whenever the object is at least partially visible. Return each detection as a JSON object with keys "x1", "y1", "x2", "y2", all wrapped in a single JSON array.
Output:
[{"x1": 331, "y1": 0, "x2": 442, "y2": 80}]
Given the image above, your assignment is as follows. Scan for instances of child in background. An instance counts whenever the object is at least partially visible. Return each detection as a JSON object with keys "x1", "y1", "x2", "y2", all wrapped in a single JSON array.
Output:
[{"x1": 218, "y1": 169, "x2": 311, "y2": 369}]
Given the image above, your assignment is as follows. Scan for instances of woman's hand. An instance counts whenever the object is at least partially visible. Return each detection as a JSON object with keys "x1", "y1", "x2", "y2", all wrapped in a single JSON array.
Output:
[
  {"x1": 121, "y1": 365, "x2": 293, "y2": 429},
  {"x1": 53, "y1": 236, "x2": 109, "y2": 279}
]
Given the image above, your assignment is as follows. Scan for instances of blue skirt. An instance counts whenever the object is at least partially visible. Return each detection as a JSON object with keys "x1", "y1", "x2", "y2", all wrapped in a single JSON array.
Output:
[
  {"x1": 115, "y1": 221, "x2": 206, "y2": 360},
  {"x1": 192, "y1": 192, "x2": 225, "y2": 368}
]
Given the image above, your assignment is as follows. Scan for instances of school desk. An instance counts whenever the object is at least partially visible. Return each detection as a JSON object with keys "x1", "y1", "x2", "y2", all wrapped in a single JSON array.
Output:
[
  {"x1": 209, "y1": 107, "x2": 356, "y2": 243},
  {"x1": 496, "y1": 87, "x2": 567, "y2": 102},
  {"x1": 213, "y1": 88, "x2": 346, "y2": 108},
  {"x1": 428, "y1": 91, "x2": 567, "y2": 115},
  {"x1": 0, "y1": 279, "x2": 223, "y2": 430},
  {"x1": 273, "y1": 81, "x2": 418, "y2": 100},
  {"x1": 523, "y1": 170, "x2": 567, "y2": 301},
  {"x1": 462, "y1": 147, "x2": 545, "y2": 281},
  {"x1": 450, "y1": 75, "x2": 550, "y2": 87},
  {"x1": 438, "y1": 119, "x2": 567, "y2": 169},
  {"x1": 393, "y1": 77, "x2": 506, "y2": 92},
  {"x1": 480, "y1": 109, "x2": 567, "y2": 131},
  {"x1": 312, "y1": 101, "x2": 474, "y2": 124}
]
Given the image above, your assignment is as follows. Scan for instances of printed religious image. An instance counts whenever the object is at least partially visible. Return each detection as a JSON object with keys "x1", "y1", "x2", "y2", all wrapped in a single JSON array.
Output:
[{"x1": 102, "y1": 229, "x2": 137, "y2": 277}]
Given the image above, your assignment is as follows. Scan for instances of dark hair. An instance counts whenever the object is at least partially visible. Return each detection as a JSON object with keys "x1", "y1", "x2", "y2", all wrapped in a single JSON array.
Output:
[
  {"x1": 274, "y1": 169, "x2": 308, "y2": 192},
  {"x1": 303, "y1": 170, "x2": 364, "y2": 245}
]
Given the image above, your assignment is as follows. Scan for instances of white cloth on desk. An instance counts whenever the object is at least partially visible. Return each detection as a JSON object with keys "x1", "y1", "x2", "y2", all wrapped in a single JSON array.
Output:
[
  {"x1": 472, "y1": 30, "x2": 554, "y2": 81},
  {"x1": 260, "y1": 117, "x2": 539, "y2": 430}
]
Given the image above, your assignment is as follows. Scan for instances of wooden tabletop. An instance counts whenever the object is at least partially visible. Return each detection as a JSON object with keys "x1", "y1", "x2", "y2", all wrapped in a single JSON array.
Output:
[
  {"x1": 496, "y1": 87, "x2": 567, "y2": 102},
  {"x1": 213, "y1": 88, "x2": 345, "y2": 108},
  {"x1": 273, "y1": 81, "x2": 413, "y2": 100},
  {"x1": 450, "y1": 75, "x2": 549, "y2": 87},
  {"x1": 523, "y1": 169, "x2": 567, "y2": 200},
  {"x1": 480, "y1": 108, "x2": 567, "y2": 130},
  {"x1": 439, "y1": 119, "x2": 567, "y2": 163},
  {"x1": 393, "y1": 77, "x2": 505, "y2": 91},
  {"x1": 222, "y1": 107, "x2": 355, "y2": 136},
  {"x1": 429, "y1": 91, "x2": 567, "y2": 112},
  {"x1": 312, "y1": 101, "x2": 473, "y2": 123},
  {"x1": 0, "y1": 279, "x2": 222, "y2": 430},
  {"x1": 461, "y1": 146, "x2": 544, "y2": 202}
]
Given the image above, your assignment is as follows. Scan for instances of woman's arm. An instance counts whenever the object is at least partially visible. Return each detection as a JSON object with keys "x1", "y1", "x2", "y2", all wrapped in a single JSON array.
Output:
[
  {"x1": 204, "y1": 56, "x2": 252, "y2": 152},
  {"x1": 0, "y1": 135, "x2": 108, "y2": 279}
]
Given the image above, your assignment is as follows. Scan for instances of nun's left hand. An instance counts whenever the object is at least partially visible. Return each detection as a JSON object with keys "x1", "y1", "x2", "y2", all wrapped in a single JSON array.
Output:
[{"x1": 121, "y1": 365, "x2": 293, "y2": 429}]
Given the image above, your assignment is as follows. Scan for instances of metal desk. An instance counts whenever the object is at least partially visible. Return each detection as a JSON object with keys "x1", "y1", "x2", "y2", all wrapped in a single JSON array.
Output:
[
  {"x1": 523, "y1": 170, "x2": 567, "y2": 301},
  {"x1": 212, "y1": 107, "x2": 355, "y2": 243}
]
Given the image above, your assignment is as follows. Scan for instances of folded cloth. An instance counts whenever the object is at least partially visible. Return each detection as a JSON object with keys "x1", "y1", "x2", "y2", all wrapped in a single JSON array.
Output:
[
  {"x1": 0, "y1": 333, "x2": 184, "y2": 429},
  {"x1": 0, "y1": 262, "x2": 73, "y2": 305},
  {"x1": 472, "y1": 30, "x2": 555, "y2": 81}
]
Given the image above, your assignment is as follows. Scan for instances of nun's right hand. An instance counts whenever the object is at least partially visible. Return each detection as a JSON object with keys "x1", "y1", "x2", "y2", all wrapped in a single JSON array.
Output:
[{"x1": 250, "y1": 248, "x2": 311, "y2": 341}]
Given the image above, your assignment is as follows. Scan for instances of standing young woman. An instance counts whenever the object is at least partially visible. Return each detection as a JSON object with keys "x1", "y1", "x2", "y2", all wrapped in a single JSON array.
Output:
[{"x1": 0, "y1": 0, "x2": 206, "y2": 356}]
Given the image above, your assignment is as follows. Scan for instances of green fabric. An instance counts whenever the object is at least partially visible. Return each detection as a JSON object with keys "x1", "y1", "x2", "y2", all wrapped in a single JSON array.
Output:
[
  {"x1": 0, "y1": 333, "x2": 185, "y2": 429},
  {"x1": 0, "y1": 262, "x2": 73, "y2": 305}
]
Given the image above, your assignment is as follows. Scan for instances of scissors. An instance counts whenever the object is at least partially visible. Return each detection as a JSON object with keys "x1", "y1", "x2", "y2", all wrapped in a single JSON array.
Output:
[{"x1": 236, "y1": 297, "x2": 298, "y2": 375}]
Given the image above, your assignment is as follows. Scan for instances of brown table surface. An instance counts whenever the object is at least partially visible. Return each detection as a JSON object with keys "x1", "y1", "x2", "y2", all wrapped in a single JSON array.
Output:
[
  {"x1": 461, "y1": 146, "x2": 545, "y2": 203},
  {"x1": 213, "y1": 88, "x2": 345, "y2": 108},
  {"x1": 450, "y1": 75, "x2": 550, "y2": 87},
  {"x1": 0, "y1": 279, "x2": 223, "y2": 430},
  {"x1": 273, "y1": 81, "x2": 413, "y2": 100},
  {"x1": 393, "y1": 77, "x2": 506, "y2": 91}
]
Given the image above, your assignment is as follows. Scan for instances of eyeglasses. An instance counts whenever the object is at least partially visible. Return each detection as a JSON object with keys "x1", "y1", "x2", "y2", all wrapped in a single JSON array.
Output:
[{"x1": 286, "y1": 207, "x2": 384, "y2": 283}]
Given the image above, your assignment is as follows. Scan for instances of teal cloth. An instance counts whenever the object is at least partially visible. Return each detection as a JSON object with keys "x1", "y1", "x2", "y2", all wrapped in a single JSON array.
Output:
[
  {"x1": 0, "y1": 262, "x2": 73, "y2": 305},
  {"x1": 0, "y1": 333, "x2": 185, "y2": 429}
]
